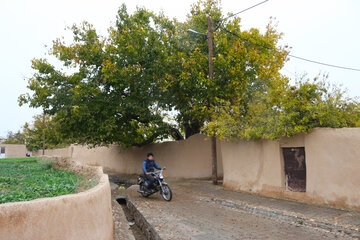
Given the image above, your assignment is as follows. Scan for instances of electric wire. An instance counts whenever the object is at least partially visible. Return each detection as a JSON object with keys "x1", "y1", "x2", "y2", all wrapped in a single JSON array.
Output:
[
  {"x1": 220, "y1": 26, "x2": 360, "y2": 72},
  {"x1": 222, "y1": 0, "x2": 269, "y2": 21},
  {"x1": 286, "y1": 55, "x2": 360, "y2": 72},
  {"x1": 214, "y1": 0, "x2": 270, "y2": 30},
  {"x1": 214, "y1": 1, "x2": 360, "y2": 72}
]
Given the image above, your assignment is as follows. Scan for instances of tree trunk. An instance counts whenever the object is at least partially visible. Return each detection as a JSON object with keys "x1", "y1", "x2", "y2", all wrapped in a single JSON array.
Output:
[
  {"x1": 42, "y1": 113, "x2": 45, "y2": 155},
  {"x1": 184, "y1": 120, "x2": 201, "y2": 139},
  {"x1": 208, "y1": 16, "x2": 218, "y2": 185},
  {"x1": 211, "y1": 135, "x2": 218, "y2": 185}
]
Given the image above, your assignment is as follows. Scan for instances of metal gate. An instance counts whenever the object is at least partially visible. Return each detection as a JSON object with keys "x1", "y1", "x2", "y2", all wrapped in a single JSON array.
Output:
[{"x1": 282, "y1": 147, "x2": 306, "y2": 192}]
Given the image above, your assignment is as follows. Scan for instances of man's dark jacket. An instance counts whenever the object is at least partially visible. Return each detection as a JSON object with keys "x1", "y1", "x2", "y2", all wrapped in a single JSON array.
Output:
[{"x1": 142, "y1": 158, "x2": 162, "y2": 173}]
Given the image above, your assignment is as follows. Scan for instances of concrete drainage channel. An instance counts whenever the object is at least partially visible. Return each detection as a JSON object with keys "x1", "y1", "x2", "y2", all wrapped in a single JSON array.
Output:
[
  {"x1": 115, "y1": 196, "x2": 161, "y2": 240},
  {"x1": 205, "y1": 198, "x2": 360, "y2": 239}
]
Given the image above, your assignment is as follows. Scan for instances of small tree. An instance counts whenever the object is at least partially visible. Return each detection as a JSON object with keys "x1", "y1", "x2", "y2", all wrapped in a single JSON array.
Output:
[
  {"x1": 22, "y1": 114, "x2": 70, "y2": 151},
  {"x1": 2, "y1": 131, "x2": 25, "y2": 144}
]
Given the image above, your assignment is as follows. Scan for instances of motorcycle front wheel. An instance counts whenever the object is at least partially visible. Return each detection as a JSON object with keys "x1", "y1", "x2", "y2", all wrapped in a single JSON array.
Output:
[{"x1": 160, "y1": 185, "x2": 172, "y2": 201}]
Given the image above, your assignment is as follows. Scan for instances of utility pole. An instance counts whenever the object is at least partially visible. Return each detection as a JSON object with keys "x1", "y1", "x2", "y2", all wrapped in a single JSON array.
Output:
[
  {"x1": 207, "y1": 16, "x2": 218, "y2": 185},
  {"x1": 42, "y1": 112, "x2": 45, "y2": 155}
]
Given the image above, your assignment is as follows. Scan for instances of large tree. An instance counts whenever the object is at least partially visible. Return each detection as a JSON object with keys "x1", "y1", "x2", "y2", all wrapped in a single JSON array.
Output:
[
  {"x1": 20, "y1": 5, "x2": 180, "y2": 147},
  {"x1": 23, "y1": 0, "x2": 351, "y2": 147},
  {"x1": 161, "y1": 0, "x2": 288, "y2": 138}
]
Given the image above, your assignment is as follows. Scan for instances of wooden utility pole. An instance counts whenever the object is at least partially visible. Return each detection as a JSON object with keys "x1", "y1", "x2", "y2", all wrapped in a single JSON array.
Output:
[
  {"x1": 42, "y1": 112, "x2": 45, "y2": 155},
  {"x1": 207, "y1": 16, "x2": 218, "y2": 185}
]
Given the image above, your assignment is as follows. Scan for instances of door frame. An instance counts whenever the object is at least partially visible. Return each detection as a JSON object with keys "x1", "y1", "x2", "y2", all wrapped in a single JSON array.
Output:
[
  {"x1": 0, "y1": 146, "x2": 6, "y2": 159},
  {"x1": 281, "y1": 147, "x2": 307, "y2": 192}
]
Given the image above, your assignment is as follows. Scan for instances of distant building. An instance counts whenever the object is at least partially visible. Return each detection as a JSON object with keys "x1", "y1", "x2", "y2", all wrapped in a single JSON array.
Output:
[
  {"x1": 0, "y1": 137, "x2": 5, "y2": 144},
  {"x1": 0, "y1": 144, "x2": 27, "y2": 159}
]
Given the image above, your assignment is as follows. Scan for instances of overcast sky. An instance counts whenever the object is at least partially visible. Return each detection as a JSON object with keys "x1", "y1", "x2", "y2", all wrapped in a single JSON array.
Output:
[{"x1": 0, "y1": 0, "x2": 359, "y2": 137}]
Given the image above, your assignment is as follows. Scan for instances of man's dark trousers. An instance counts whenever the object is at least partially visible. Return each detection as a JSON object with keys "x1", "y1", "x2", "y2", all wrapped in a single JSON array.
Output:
[{"x1": 144, "y1": 173, "x2": 156, "y2": 189}]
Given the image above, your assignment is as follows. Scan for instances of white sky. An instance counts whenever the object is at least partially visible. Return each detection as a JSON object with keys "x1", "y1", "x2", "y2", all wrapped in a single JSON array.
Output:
[{"x1": 0, "y1": 0, "x2": 359, "y2": 137}]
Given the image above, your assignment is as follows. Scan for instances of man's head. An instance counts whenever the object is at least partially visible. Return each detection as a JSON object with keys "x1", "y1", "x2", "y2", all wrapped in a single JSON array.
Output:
[{"x1": 147, "y1": 152, "x2": 154, "y2": 160}]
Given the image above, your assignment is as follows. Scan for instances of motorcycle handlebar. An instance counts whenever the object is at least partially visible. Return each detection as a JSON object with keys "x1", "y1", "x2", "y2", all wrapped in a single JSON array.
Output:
[
  {"x1": 148, "y1": 168, "x2": 166, "y2": 175},
  {"x1": 150, "y1": 168, "x2": 166, "y2": 173}
]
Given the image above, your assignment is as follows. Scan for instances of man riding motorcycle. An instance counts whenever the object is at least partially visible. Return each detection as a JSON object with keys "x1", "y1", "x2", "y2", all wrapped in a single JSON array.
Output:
[{"x1": 142, "y1": 152, "x2": 165, "y2": 193}]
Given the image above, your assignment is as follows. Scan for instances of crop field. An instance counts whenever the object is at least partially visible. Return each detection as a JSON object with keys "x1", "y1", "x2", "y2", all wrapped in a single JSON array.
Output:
[{"x1": 0, "y1": 158, "x2": 97, "y2": 204}]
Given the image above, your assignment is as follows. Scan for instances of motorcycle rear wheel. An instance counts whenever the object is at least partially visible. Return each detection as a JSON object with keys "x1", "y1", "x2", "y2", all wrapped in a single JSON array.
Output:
[{"x1": 161, "y1": 185, "x2": 172, "y2": 201}]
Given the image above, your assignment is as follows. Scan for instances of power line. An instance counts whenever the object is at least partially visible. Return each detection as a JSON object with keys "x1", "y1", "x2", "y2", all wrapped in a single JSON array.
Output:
[
  {"x1": 222, "y1": 0, "x2": 269, "y2": 21},
  {"x1": 215, "y1": 0, "x2": 269, "y2": 31},
  {"x1": 214, "y1": 1, "x2": 360, "y2": 72},
  {"x1": 220, "y1": 26, "x2": 360, "y2": 72},
  {"x1": 287, "y1": 54, "x2": 360, "y2": 72}
]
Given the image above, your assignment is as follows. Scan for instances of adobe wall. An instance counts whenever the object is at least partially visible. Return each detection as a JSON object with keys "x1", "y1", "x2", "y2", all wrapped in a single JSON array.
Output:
[
  {"x1": 34, "y1": 134, "x2": 223, "y2": 179},
  {"x1": 221, "y1": 139, "x2": 283, "y2": 192},
  {"x1": 305, "y1": 128, "x2": 360, "y2": 208},
  {"x1": 0, "y1": 144, "x2": 27, "y2": 158},
  {"x1": 0, "y1": 156, "x2": 113, "y2": 240},
  {"x1": 220, "y1": 129, "x2": 360, "y2": 209},
  {"x1": 34, "y1": 128, "x2": 360, "y2": 208},
  {"x1": 39, "y1": 147, "x2": 73, "y2": 158}
]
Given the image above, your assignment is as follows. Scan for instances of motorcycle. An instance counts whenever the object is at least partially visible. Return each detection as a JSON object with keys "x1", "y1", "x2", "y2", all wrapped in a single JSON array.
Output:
[{"x1": 137, "y1": 168, "x2": 172, "y2": 201}]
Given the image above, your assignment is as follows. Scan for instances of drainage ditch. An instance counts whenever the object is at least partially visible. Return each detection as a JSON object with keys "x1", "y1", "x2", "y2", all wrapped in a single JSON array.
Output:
[
  {"x1": 116, "y1": 198, "x2": 147, "y2": 240},
  {"x1": 111, "y1": 175, "x2": 161, "y2": 240},
  {"x1": 116, "y1": 196, "x2": 161, "y2": 240}
]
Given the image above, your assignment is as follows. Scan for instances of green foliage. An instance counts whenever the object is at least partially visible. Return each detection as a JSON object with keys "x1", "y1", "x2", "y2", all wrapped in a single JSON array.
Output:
[
  {"x1": 0, "y1": 157, "x2": 37, "y2": 163},
  {"x1": 19, "y1": 1, "x2": 288, "y2": 146},
  {"x1": 2, "y1": 114, "x2": 70, "y2": 152},
  {"x1": 161, "y1": 1, "x2": 289, "y2": 138},
  {"x1": 22, "y1": 114, "x2": 70, "y2": 151},
  {"x1": 2, "y1": 131, "x2": 25, "y2": 144},
  {"x1": 37, "y1": 158, "x2": 53, "y2": 169},
  {"x1": 19, "y1": 0, "x2": 359, "y2": 146},
  {"x1": 0, "y1": 159, "x2": 96, "y2": 204},
  {"x1": 205, "y1": 74, "x2": 360, "y2": 141},
  {"x1": 20, "y1": 5, "x2": 179, "y2": 147}
]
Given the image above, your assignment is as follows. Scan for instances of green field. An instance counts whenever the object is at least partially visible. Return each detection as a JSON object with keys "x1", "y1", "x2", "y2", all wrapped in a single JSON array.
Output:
[
  {"x1": 0, "y1": 157, "x2": 37, "y2": 163},
  {"x1": 0, "y1": 158, "x2": 97, "y2": 204}
]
